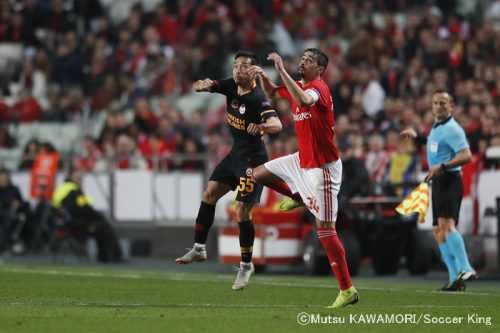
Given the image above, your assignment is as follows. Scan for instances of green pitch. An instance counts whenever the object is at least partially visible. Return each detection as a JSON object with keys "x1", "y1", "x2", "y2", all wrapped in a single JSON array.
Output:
[{"x1": 0, "y1": 262, "x2": 498, "y2": 333}]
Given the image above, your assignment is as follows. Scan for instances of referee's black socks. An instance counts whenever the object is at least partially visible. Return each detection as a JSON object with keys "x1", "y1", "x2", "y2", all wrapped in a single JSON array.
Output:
[
  {"x1": 194, "y1": 202, "x2": 216, "y2": 244},
  {"x1": 238, "y1": 220, "x2": 255, "y2": 263}
]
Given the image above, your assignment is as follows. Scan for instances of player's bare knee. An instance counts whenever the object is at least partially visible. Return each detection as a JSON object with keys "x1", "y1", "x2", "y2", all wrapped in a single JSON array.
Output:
[
  {"x1": 236, "y1": 202, "x2": 253, "y2": 221},
  {"x1": 251, "y1": 166, "x2": 264, "y2": 183},
  {"x1": 202, "y1": 189, "x2": 218, "y2": 205},
  {"x1": 316, "y1": 220, "x2": 335, "y2": 229}
]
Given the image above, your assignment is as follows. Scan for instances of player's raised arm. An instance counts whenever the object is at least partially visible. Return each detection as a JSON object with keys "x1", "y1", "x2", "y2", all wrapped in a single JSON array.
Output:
[
  {"x1": 248, "y1": 66, "x2": 280, "y2": 100},
  {"x1": 192, "y1": 78, "x2": 215, "y2": 92},
  {"x1": 267, "y1": 52, "x2": 315, "y2": 107}
]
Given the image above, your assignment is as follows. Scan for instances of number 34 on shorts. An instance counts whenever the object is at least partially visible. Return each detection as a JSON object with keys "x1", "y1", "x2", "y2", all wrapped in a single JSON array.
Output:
[{"x1": 237, "y1": 177, "x2": 254, "y2": 195}]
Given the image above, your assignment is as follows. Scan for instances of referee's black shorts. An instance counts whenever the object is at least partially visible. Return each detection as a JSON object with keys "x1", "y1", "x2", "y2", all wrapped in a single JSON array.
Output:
[{"x1": 431, "y1": 171, "x2": 463, "y2": 226}]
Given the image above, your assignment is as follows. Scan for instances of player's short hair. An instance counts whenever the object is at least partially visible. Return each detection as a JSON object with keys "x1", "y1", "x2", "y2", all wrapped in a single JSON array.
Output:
[
  {"x1": 235, "y1": 51, "x2": 259, "y2": 66},
  {"x1": 432, "y1": 89, "x2": 454, "y2": 104},
  {"x1": 304, "y1": 48, "x2": 328, "y2": 71}
]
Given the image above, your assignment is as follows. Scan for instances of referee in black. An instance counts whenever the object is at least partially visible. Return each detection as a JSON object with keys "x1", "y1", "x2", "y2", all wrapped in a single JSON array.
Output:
[
  {"x1": 175, "y1": 51, "x2": 282, "y2": 290},
  {"x1": 401, "y1": 90, "x2": 477, "y2": 291}
]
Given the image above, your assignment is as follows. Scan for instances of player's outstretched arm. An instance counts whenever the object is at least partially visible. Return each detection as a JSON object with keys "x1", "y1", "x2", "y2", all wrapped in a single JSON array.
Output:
[
  {"x1": 267, "y1": 52, "x2": 315, "y2": 107},
  {"x1": 193, "y1": 78, "x2": 215, "y2": 92},
  {"x1": 248, "y1": 66, "x2": 279, "y2": 100}
]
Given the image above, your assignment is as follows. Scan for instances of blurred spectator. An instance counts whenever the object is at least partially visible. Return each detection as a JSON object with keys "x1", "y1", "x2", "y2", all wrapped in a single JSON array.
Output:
[
  {"x1": 132, "y1": 98, "x2": 158, "y2": 134},
  {"x1": 51, "y1": 167, "x2": 122, "y2": 262},
  {"x1": 0, "y1": 168, "x2": 31, "y2": 254},
  {"x1": 18, "y1": 139, "x2": 40, "y2": 170},
  {"x1": 74, "y1": 136, "x2": 102, "y2": 171},
  {"x1": 0, "y1": 0, "x2": 498, "y2": 179},
  {"x1": 338, "y1": 141, "x2": 372, "y2": 206},
  {"x1": 153, "y1": 3, "x2": 179, "y2": 46},
  {"x1": 97, "y1": 111, "x2": 128, "y2": 147},
  {"x1": 175, "y1": 136, "x2": 205, "y2": 171},
  {"x1": 365, "y1": 133, "x2": 391, "y2": 193},
  {"x1": 9, "y1": 90, "x2": 42, "y2": 122},
  {"x1": 354, "y1": 66, "x2": 386, "y2": 117},
  {"x1": 17, "y1": 59, "x2": 48, "y2": 109},
  {"x1": 52, "y1": 33, "x2": 84, "y2": 88},
  {"x1": 386, "y1": 137, "x2": 417, "y2": 197},
  {"x1": 1, "y1": 11, "x2": 37, "y2": 45},
  {"x1": 91, "y1": 74, "x2": 118, "y2": 112},
  {"x1": 0, "y1": 125, "x2": 16, "y2": 149},
  {"x1": 43, "y1": 0, "x2": 76, "y2": 35},
  {"x1": 94, "y1": 133, "x2": 148, "y2": 172}
]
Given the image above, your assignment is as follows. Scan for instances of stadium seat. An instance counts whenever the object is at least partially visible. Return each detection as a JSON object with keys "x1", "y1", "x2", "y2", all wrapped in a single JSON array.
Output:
[
  {"x1": 8, "y1": 123, "x2": 82, "y2": 154},
  {"x1": 0, "y1": 148, "x2": 22, "y2": 170},
  {"x1": 0, "y1": 43, "x2": 23, "y2": 61}
]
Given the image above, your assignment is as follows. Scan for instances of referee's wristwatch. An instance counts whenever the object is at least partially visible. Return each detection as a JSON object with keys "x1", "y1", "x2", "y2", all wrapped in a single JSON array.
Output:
[{"x1": 440, "y1": 163, "x2": 447, "y2": 173}]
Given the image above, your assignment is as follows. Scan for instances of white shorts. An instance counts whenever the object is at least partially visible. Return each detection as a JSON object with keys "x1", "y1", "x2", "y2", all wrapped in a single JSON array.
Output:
[{"x1": 264, "y1": 152, "x2": 342, "y2": 221}]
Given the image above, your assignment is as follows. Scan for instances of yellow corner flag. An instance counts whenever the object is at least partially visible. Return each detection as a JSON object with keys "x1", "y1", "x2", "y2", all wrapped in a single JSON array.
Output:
[{"x1": 395, "y1": 183, "x2": 430, "y2": 223}]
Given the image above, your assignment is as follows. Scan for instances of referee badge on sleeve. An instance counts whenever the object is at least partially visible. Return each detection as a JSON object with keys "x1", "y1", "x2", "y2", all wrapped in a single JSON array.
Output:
[{"x1": 430, "y1": 141, "x2": 438, "y2": 153}]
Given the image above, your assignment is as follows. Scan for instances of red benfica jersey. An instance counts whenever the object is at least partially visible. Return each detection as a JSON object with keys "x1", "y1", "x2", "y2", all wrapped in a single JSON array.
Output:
[{"x1": 277, "y1": 79, "x2": 339, "y2": 168}]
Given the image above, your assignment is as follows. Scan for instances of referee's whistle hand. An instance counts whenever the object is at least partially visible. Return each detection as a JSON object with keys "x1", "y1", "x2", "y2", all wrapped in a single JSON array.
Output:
[{"x1": 400, "y1": 128, "x2": 417, "y2": 139}]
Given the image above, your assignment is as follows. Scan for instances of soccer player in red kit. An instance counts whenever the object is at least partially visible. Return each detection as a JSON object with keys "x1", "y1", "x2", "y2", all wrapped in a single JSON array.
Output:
[{"x1": 249, "y1": 49, "x2": 358, "y2": 308}]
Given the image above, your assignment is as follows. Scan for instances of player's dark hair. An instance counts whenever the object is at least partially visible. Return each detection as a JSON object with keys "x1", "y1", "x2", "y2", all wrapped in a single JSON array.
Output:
[
  {"x1": 432, "y1": 89, "x2": 454, "y2": 103},
  {"x1": 235, "y1": 51, "x2": 259, "y2": 66},
  {"x1": 304, "y1": 48, "x2": 328, "y2": 71}
]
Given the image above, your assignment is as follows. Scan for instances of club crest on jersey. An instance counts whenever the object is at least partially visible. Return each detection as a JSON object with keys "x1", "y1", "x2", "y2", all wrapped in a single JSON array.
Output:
[
  {"x1": 231, "y1": 99, "x2": 239, "y2": 109},
  {"x1": 246, "y1": 168, "x2": 253, "y2": 177},
  {"x1": 239, "y1": 103, "x2": 246, "y2": 114}
]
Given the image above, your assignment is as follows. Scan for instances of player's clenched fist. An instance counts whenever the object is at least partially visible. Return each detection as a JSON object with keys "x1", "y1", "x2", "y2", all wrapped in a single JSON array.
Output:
[
  {"x1": 247, "y1": 123, "x2": 263, "y2": 136},
  {"x1": 193, "y1": 78, "x2": 214, "y2": 92}
]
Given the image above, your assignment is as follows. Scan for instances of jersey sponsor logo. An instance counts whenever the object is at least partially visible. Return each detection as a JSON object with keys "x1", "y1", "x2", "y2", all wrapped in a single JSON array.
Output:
[
  {"x1": 246, "y1": 168, "x2": 253, "y2": 177},
  {"x1": 231, "y1": 99, "x2": 240, "y2": 108},
  {"x1": 239, "y1": 103, "x2": 246, "y2": 114},
  {"x1": 227, "y1": 112, "x2": 246, "y2": 130},
  {"x1": 293, "y1": 111, "x2": 312, "y2": 121}
]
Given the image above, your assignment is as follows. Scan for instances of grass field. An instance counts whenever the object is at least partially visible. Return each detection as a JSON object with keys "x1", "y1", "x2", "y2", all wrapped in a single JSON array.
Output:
[{"x1": 0, "y1": 261, "x2": 498, "y2": 333}]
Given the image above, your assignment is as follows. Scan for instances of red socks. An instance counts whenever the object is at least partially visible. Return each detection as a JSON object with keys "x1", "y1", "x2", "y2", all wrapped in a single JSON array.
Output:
[
  {"x1": 265, "y1": 181, "x2": 302, "y2": 201},
  {"x1": 317, "y1": 227, "x2": 352, "y2": 290}
]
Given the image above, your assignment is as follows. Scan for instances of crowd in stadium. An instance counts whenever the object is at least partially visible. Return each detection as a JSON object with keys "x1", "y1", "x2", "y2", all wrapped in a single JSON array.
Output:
[{"x1": 0, "y1": 0, "x2": 499, "y2": 189}]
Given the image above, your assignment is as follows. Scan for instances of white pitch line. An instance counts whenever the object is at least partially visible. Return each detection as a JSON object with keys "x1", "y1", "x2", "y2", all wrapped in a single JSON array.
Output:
[
  {"x1": 0, "y1": 267, "x2": 142, "y2": 279},
  {"x1": 75, "y1": 303, "x2": 319, "y2": 308},
  {"x1": 167, "y1": 274, "x2": 499, "y2": 297},
  {"x1": 8, "y1": 302, "x2": 495, "y2": 309},
  {"x1": 2, "y1": 267, "x2": 498, "y2": 297},
  {"x1": 8, "y1": 302, "x2": 324, "y2": 308}
]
